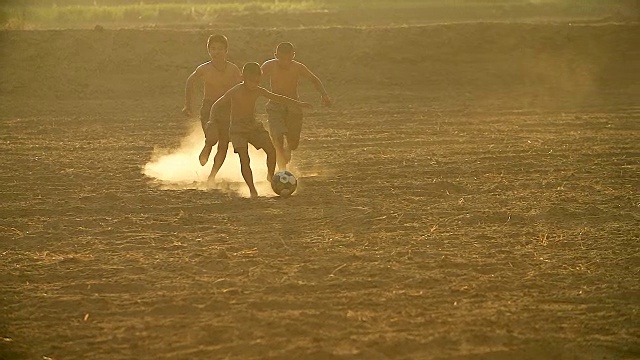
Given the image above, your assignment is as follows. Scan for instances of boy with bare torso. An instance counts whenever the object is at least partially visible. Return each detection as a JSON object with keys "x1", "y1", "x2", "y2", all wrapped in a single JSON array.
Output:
[
  {"x1": 211, "y1": 62, "x2": 312, "y2": 197},
  {"x1": 182, "y1": 34, "x2": 241, "y2": 182},
  {"x1": 261, "y1": 42, "x2": 332, "y2": 170}
]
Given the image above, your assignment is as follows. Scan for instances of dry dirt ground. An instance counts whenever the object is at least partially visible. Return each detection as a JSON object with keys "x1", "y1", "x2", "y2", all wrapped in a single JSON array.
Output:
[{"x1": 0, "y1": 21, "x2": 639, "y2": 360}]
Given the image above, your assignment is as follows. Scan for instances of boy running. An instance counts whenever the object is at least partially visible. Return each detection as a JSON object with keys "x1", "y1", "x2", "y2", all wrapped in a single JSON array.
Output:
[
  {"x1": 261, "y1": 42, "x2": 332, "y2": 170},
  {"x1": 182, "y1": 34, "x2": 241, "y2": 182},
  {"x1": 211, "y1": 62, "x2": 312, "y2": 197}
]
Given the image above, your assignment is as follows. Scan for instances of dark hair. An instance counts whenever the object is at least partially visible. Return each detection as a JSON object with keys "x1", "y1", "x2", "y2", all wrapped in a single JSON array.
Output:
[
  {"x1": 207, "y1": 34, "x2": 229, "y2": 50},
  {"x1": 276, "y1": 42, "x2": 294, "y2": 54},
  {"x1": 242, "y1": 62, "x2": 262, "y2": 76}
]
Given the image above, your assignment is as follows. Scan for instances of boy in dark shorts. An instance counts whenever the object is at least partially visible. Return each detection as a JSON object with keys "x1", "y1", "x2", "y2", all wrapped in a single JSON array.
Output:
[
  {"x1": 210, "y1": 62, "x2": 312, "y2": 197},
  {"x1": 182, "y1": 34, "x2": 241, "y2": 182},
  {"x1": 261, "y1": 42, "x2": 332, "y2": 170}
]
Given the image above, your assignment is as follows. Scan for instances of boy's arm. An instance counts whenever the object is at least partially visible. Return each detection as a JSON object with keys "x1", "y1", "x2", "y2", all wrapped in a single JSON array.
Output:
[
  {"x1": 210, "y1": 86, "x2": 234, "y2": 117},
  {"x1": 183, "y1": 66, "x2": 203, "y2": 116},
  {"x1": 232, "y1": 63, "x2": 242, "y2": 85},
  {"x1": 299, "y1": 64, "x2": 332, "y2": 107},
  {"x1": 260, "y1": 60, "x2": 273, "y2": 76},
  {"x1": 259, "y1": 87, "x2": 312, "y2": 109},
  {"x1": 259, "y1": 61, "x2": 272, "y2": 86}
]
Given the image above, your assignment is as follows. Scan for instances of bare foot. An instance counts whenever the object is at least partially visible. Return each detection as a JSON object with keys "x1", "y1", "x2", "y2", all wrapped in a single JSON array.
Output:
[
  {"x1": 199, "y1": 145, "x2": 213, "y2": 166},
  {"x1": 250, "y1": 189, "x2": 258, "y2": 198},
  {"x1": 207, "y1": 173, "x2": 217, "y2": 184}
]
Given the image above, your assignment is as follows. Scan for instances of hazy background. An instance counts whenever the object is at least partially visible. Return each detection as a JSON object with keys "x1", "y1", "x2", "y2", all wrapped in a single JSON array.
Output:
[{"x1": 1, "y1": 0, "x2": 638, "y2": 30}]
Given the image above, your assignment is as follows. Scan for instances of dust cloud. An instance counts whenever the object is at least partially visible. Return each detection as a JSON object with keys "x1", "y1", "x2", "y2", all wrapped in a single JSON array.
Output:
[{"x1": 142, "y1": 122, "x2": 273, "y2": 197}]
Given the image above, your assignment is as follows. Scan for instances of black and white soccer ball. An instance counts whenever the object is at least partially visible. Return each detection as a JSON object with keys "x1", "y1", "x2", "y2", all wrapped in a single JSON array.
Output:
[{"x1": 271, "y1": 170, "x2": 298, "y2": 197}]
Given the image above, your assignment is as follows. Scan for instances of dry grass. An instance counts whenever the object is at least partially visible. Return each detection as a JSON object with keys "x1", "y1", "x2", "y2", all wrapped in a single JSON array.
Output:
[{"x1": 0, "y1": 20, "x2": 639, "y2": 360}]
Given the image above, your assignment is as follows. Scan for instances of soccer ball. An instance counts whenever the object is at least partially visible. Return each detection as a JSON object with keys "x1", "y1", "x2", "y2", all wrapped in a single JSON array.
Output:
[{"x1": 271, "y1": 170, "x2": 298, "y2": 197}]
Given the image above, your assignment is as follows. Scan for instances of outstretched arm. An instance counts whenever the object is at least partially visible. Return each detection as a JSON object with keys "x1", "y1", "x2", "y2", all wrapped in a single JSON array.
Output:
[
  {"x1": 259, "y1": 61, "x2": 272, "y2": 86},
  {"x1": 209, "y1": 85, "x2": 238, "y2": 119},
  {"x1": 260, "y1": 87, "x2": 312, "y2": 109},
  {"x1": 300, "y1": 64, "x2": 332, "y2": 106},
  {"x1": 210, "y1": 87, "x2": 233, "y2": 117}
]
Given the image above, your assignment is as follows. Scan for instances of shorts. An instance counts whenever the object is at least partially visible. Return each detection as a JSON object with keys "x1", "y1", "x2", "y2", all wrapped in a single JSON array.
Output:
[
  {"x1": 230, "y1": 119, "x2": 274, "y2": 154},
  {"x1": 199, "y1": 98, "x2": 215, "y2": 130},
  {"x1": 200, "y1": 99, "x2": 231, "y2": 145},
  {"x1": 266, "y1": 101, "x2": 303, "y2": 145}
]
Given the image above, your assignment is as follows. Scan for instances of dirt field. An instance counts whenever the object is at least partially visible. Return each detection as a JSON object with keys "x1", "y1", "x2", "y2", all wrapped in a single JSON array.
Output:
[{"x1": 1, "y1": 19, "x2": 639, "y2": 360}]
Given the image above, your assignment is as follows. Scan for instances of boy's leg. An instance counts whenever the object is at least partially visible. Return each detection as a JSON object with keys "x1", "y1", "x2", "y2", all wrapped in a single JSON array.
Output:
[
  {"x1": 238, "y1": 151, "x2": 257, "y2": 198},
  {"x1": 198, "y1": 99, "x2": 217, "y2": 166},
  {"x1": 266, "y1": 102, "x2": 289, "y2": 170},
  {"x1": 199, "y1": 122, "x2": 219, "y2": 166},
  {"x1": 264, "y1": 142, "x2": 276, "y2": 182},
  {"x1": 282, "y1": 109, "x2": 303, "y2": 166},
  {"x1": 284, "y1": 110, "x2": 304, "y2": 151},
  {"x1": 271, "y1": 133, "x2": 288, "y2": 170},
  {"x1": 249, "y1": 128, "x2": 277, "y2": 182},
  {"x1": 281, "y1": 136, "x2": 291, "y2": 167},
  {"x1": 207, "y1": 141, "x2": 228, "y2": 183},
  {"x1": 231, "y1": 134, "x2": 258, "y2": 197},
  {"x1": 207, "y1": 106, "x2": 231, "y2": 182},
  {"x1": 199, "y1": 146, "x2": 213, "y2": 167}
]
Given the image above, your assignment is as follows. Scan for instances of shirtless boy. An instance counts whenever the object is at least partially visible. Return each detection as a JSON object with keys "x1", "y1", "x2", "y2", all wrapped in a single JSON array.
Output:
[
  {"x1": 261, "y1": 42, "x2": 332, "y2": 170},
  {"x1": 182, "y1": 34, "x2": 241, "y2": 182},
  {"x1": 210, "y1": 62, "x2": 312, "y2": 197}
]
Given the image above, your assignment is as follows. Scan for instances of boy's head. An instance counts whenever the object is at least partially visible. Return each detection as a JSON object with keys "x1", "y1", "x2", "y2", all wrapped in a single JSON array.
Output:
[
  {"x1": 207, "y1": 34, "x2": 229, "y2": 61},
  {"x1": 242, "y1": 62, "x2": 262, "y2": 89},
  {"x1": 275, "y1": 42, "x2": 295, "y2": 63}
]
